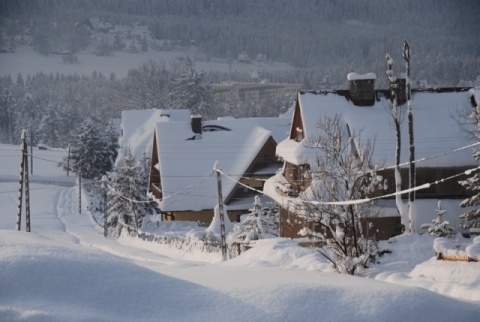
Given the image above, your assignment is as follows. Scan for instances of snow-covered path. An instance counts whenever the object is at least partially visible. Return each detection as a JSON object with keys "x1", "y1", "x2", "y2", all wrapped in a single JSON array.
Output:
[{"x1": 1, "y1": 185, "x2": 268, "y2": 321}]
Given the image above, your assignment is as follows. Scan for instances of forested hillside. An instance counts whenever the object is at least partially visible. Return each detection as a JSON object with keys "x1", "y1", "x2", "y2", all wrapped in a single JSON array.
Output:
[
  {"x1": 1, "y1": 0, "x2": 479, "y2": 86},
  {"x1": 1, "y1": 0, "x2": 479, "y2": 147}
]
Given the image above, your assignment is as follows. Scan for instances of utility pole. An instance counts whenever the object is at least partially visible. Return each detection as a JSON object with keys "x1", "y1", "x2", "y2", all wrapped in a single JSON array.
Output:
[
  {"x1": 30, "y1": 130, "x2": 33, "y2": 175},
  {"x1": 214, "y1": 161, "x2": 227, "y2": 260},
  {"x1": 78, "y1": 171, "x2": 82, "y2": 214},
  {"x1": 16, "y1": 130, "x2": 31, "y2": 232},
  {"x1": 24, "y1": 137, "x2": 31, "y2": 232}
]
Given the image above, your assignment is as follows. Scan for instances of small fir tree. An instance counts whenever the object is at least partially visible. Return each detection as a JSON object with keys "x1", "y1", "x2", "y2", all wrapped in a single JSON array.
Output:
[
  {"x1": 421, "y1": 200, "x2": 455, "y2": 237},
  {"x1": 230, "y1": 196, "x2": 278, "y2": 243}
]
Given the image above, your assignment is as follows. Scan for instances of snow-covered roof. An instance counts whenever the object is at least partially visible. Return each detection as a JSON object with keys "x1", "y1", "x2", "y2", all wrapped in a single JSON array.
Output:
[
  {"x1": 278, "y1": 90, "x2": 475, "y2": 168},
  {"x1": 154, "y1": 117, "x2": 290, "y2": 212},
  {"x1": 116, "y1": 109, "x2": 191, "y2": 165}
]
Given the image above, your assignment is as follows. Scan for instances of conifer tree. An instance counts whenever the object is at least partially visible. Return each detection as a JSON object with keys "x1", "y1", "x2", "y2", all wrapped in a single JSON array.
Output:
[
  {"x1": 37, "y1": 103, "x2": 61, "y2": 147},
  {"x1": 421, "y1": 200, "x2": 455, "y2": 237},
  {"x1": 231, "y1": 196, "x2": 278, "y2": 242},
  {"x1": 106, "y1": 149, "x2": 158, "y2": 237},
  {"x1": 170, "y1": 57, "x2": 216, "y2": 118},
  {"x1": 0, "y1": 88, "x2": 16, "y2": 143},
  {"x1": 67, "y1": 118, "x2": 118, "y2": 179}
]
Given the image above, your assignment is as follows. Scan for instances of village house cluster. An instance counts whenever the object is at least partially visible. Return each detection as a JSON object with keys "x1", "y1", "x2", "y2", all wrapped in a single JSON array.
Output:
[{"x1": 118, "y1": 73, "x2": 477, "y2": 241}]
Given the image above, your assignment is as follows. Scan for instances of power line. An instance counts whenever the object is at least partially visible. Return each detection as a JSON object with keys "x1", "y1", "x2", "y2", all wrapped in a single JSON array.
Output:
[{"x1": 306, "y1": 165, "x2": 480, "y2": 207}]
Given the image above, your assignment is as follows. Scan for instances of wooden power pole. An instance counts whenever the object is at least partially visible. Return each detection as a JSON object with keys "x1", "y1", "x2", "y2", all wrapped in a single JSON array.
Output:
[
  {"x1": 214, "y1": 162, "x2": 227, "y2": 260},
  {"x1": 16, "y1": 130, "x2": 31, "y2": 232}
]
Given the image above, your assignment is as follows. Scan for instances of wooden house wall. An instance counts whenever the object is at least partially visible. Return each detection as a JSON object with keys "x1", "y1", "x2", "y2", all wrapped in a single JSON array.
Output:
[
  {"x1": 289, "y1": 100, "x2": 305, "y2": 142},
  {"x1": 279, "y1": 207, "x2": 402, "y2": 241},
  {"x1": 162, "y1": 209, "x2": 244, "y2": 224},
  {"x1": 283, "y1": 162, "x2": 312, "y2": 195},
  {"x1": 278, "y1": 165, "x2": 470, "y2": 241},
  {"x1": 380, "y1": 167, "x2": 471, "y2": 199}
]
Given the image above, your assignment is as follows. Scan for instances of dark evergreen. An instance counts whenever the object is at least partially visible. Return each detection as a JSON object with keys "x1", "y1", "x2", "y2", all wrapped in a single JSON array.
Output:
[{"x1": 67, "y1": 118, "x2": 118, "y2": 179}]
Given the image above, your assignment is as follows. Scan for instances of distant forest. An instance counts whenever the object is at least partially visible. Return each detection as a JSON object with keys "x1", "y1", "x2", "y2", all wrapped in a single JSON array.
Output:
[{"x1": 1, "y1": 0, "x2": 480, "y2": 87}]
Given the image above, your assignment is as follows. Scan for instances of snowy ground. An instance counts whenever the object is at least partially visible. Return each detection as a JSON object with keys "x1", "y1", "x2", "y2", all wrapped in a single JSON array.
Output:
[
  {"x1": 1, "y1": 144, "x2": 479, "y2": 321},
  {"x1": 0, "y1": 45, "x2": 294, "y2": 78}
]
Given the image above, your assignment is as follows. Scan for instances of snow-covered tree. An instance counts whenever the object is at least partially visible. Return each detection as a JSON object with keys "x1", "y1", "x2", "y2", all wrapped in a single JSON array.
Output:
[
  {"x1": 421, "y1": 200, "x2": 455, "y2": 237},
  {"x1": 230, "y1": 196, "x2": 278, "y2": 243},
  {"x1": 37, "y1": 103, "x2": 62, "y2": 147},
  {"x1": 257, "y1": 92, "x2": 295, "y2": 117},
  {"x1": 0, "y1": 88, "x2": 16, "y2": 143},
  {"x1": 300, "y1": 115, "x2": 386, "y2": 275},
  {"x1": 170, "y1": 57, "x2": 216, "y2": 118},
  {"x1": 105, "y1": 148, "x2": 158, "y2": 237},
  {"x1": 66, "y1": 118, "x2": 118, "y2": 179},
  {"x1": 459, "y1": 88, "x2": 480, "y2": 230},
  {"x1": 119, "y1": 60, "x2": 171, "y2": 110}
]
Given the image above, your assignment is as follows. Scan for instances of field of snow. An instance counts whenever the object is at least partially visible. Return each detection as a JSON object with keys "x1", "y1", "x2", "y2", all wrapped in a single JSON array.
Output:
[
  {"x1": 0, "y1": 45, "x2": 293, "y2": 78},
  {"x1": 1, "y1": 144, "x2": 479, "y2": 321}
]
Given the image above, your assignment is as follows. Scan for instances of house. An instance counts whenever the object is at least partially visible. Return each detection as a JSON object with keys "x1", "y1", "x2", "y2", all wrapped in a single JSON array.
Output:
[
  {"x1": 264, "y1": 73, "x2": 475, "y2": 240},
  {"x1": 147, "y1": 115, "x2": 290, "y2": 223},
  {"x1": 237, "y1": 52, "x2": 251, "y2": 64},
  {"x1": 116, "y1": 109, "x2": 192, "y2": 166}
]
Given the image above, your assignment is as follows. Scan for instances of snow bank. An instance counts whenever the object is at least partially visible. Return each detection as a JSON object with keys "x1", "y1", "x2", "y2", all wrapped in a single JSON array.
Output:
[
  {"x1": 433, "y1": 237, "x2": 453, "y2": 253},
  {"x1": 0, "y1": 231, "x2": 271, "y2": 322},
  {"x1": 224, "y1": 238, "x2": 329, "y2": 271},
  {"x1": 409, "y1": 258, "x2": 480, "y2": 302},
  {"x1": 466, "y1": 242, "x2": 480, "y2": 261}
]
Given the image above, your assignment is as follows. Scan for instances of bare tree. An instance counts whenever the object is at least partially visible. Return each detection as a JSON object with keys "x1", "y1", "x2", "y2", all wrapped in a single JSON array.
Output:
[{"x1": 299, "y1": 115, "x2": 386, "y2": 275}]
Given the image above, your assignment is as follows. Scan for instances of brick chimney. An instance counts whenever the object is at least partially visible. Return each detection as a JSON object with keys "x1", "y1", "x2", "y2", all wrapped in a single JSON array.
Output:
[
  {"x1": 347, "y1": 72, "x2": 376, "y2": 106},
  {"x1": 191, "y1": 115, "x2": 202, "y2": 134}
]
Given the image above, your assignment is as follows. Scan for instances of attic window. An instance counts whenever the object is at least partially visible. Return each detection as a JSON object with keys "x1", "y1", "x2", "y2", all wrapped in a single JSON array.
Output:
[{"x1": 202, "y1": 125, "x2": 231, "y2": 132}]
